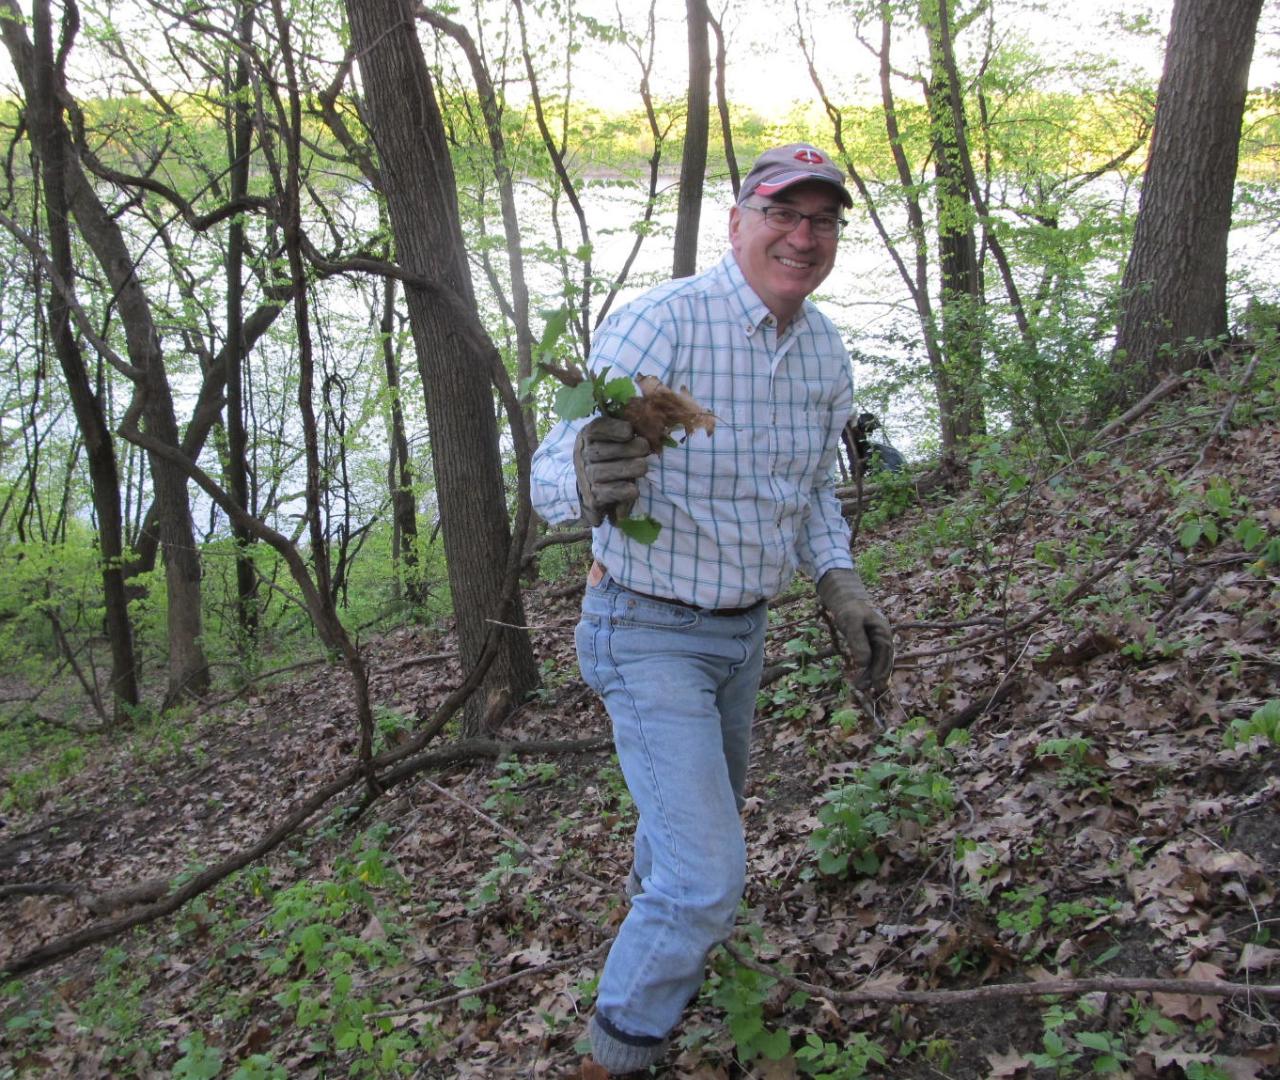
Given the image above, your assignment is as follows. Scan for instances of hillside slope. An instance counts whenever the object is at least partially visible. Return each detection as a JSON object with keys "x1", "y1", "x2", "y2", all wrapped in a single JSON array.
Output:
[{"x1": 1, "y1": 354, "x2": 1277, "y2": 1078}]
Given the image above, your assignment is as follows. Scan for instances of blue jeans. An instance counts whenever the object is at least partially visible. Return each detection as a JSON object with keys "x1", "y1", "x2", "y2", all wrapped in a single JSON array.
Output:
[{"x1": 576, "y1": 570, "x2": 768, "y2": 1045}]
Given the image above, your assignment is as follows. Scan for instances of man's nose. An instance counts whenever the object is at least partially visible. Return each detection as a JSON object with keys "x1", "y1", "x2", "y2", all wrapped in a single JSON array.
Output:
[{"x1": 788, "y1": 217, "x2": 819, "y2": 247}]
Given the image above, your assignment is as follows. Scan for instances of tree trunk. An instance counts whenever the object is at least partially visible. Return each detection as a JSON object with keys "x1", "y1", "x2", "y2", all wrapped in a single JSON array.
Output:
[
  {"x1": 672, "y1": 0, "x2": 710, "y2": 279},
  {"x1": 924, "y1": 0, "x2": 985, "y2": 445},
  {"x1": 418, "y1": 8, "x2": 537, "y2": 453},
  {"x1": 345, "y1": 0, "x2": 537, "y2": 733},
  {"x1": 380, "y1": 275, "x2": 421, "y2": 604},
  {"x1": 226, "y1": 0, "x2": 259, "y2": 646},
  {"x1": 3, "y1": 0, "x2": 210, "y2": 708},
  {"x1": 708, "y1": 12, "x2": 740, "y2": 199},
  {"x1": 1109, "y1": 0, "x2": 1263, "y2": 405},
  {"x1": 22, "y1": 4, "x2": 139, "y2": 725}
]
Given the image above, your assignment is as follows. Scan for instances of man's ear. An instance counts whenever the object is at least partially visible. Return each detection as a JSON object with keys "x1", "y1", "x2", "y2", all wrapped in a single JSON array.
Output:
[{"x1": 728, "y1": 205, "x2": 742, "y2": 248}]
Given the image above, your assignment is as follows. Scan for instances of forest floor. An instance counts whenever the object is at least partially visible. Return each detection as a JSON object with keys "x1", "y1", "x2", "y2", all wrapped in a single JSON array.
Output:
[{"x1": 1, "y1": 357, "x2": 1279, "y2": 1079}]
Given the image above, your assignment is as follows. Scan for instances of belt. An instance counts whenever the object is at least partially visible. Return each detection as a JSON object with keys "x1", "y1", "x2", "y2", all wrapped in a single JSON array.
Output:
[{"x1": 618, "y1": 581, "x2": 763, "y2": 618}]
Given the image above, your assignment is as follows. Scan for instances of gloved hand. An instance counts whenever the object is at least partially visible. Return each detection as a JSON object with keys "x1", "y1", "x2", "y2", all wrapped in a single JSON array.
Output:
[
  {"x1": 573, "y1": 416, "x2": 650, "y2": 526},
  {"x1": 817, "y1": 568, "x2": 894, "y2": 689}
]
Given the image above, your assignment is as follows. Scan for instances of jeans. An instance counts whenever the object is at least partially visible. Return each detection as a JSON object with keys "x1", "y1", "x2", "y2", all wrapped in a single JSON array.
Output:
[{"x1": 576, "y1": 569, "x2": 768, "y2": 1044}]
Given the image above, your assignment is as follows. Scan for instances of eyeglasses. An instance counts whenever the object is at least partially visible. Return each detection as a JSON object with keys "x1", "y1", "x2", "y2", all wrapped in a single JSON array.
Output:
[{"x1": 742, "y1": 203, "x2": 847, "y2": 239}]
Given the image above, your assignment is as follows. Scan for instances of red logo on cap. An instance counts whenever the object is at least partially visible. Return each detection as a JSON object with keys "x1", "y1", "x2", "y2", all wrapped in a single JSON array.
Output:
[{"x1": 794, "y1": 148, "x2": 825, "y2": 164}]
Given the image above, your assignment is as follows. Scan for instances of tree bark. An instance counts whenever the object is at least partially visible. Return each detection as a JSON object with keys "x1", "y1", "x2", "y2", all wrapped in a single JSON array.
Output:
[
  {"x1": 379, "y1": 275, "x2": 421, "y2": 604},
  {"x1": 1109, "y1": 0, "x2": 1263, "y2": 405},
  {"x1": 3, "y1": 0, "x2": 210, "y2": 707},
  {"x1": 708, "y1": 12, "x2": 739, "y2": 199},
  {"x1": 225, "y1": 0, "x2": 259, "y2": 645},
  {"x1": 19, "y1": 4, "x2": 139, "y2": 725},
  {"x1": 344, "y1": 0, "x2": 538, "y2": 733},
  {"x1": 417, "y1": 8, "x2": 537, "y2": 453},
  {"x1": 923, "y1": 0, "x2": 985, "y2": 445},
  {"x1": 672, "y1": 0, "x2": 710, "y2": 279}
]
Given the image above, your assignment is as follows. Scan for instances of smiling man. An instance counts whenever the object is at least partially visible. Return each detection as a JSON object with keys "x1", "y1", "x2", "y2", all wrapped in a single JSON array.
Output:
[{"x1": 531, "y1": 144, "x2": 894, "y2": 1076}]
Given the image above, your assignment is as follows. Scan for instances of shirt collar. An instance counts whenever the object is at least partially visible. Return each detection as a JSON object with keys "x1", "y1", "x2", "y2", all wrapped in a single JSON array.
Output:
[{"x1": 720, "y1": 252, "x2": 811, "y2": 338}]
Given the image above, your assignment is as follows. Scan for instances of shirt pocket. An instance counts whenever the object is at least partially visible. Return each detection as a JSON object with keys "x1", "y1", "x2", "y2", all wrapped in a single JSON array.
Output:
[
  {"x1": 772, "y1": 404, "x2": 825, "y2": 490},
  {"x1": 658, "y1": 406, "x2": 763, "y2": 500}
]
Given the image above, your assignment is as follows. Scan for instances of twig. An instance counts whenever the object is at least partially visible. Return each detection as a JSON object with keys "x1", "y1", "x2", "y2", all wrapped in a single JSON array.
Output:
[
  {"x1": 936, "y1": 677, "x2": 1022, "y2": 740},
  {"x1": 377, "y1": 651, "x2": 458, "y2": 675},
  {"x1": 722, "y1": 941, "x2": 1280, "y2": 1005},
  {"x1": 1093, "y1": 374, "x2": 1191, "y2": 444},
  {"x1": 419, "y1": 777, "x2": 611, "y2": 894},
  {"x1": 1212, "y1": 350, "x2": 1262, "y2": 441},
  {"x1": 194, "y1": 655, "x2": 331, "y2": 714},
  {"x1": 366, "y1": 939, "x2": 610, "y2": 1020}
]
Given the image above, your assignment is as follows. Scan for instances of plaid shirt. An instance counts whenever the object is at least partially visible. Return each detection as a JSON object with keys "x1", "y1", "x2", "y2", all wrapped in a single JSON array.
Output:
[{"x1": 530, "y1": 252, "x2": 855, "y2": 610}]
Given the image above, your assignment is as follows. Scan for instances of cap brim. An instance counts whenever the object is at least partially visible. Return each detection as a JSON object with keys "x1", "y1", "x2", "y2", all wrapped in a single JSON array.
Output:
[{"x1": 754, "y1": 172, "x2": 853, "y2": 208}]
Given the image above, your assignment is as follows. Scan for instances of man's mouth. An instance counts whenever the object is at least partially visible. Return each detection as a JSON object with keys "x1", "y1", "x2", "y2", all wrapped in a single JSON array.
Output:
[{"x1": 776, "y1": 256, "x2": 812, "y2": 270}]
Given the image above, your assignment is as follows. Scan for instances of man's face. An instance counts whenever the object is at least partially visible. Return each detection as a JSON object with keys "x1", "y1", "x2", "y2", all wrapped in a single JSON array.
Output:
[{"x1": 729, "y1": 181, "x2": 841, "y2": 325}]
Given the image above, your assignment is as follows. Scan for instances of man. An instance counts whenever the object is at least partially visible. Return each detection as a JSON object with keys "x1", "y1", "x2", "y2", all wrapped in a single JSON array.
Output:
[{"x1": 530, "y1": 144, "x2": 894, "y2": 1075}]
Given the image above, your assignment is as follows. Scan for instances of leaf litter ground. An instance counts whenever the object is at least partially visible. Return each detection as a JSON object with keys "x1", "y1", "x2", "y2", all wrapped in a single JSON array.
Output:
[{"x1": 1, "y1": 368, "x2": 1278, "y2": 1078}]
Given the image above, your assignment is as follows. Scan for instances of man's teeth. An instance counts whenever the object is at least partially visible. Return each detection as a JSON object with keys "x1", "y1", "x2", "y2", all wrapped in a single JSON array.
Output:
[{"x1": 778, "y1": 257, "x2": 809, "y2": 269}]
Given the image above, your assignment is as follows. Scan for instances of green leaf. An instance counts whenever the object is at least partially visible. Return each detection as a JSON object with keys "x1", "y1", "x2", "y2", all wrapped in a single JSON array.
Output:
[
  {"x1": 517, "y1": 372, "x2": 543, "y2": 401},
  {"x1": 173, "y1": 1034, "x2": 224, "y2": 1080},
  {"x1": 1178, "y1": 520, "x2": 1203, "y2": 549},
  {"x1": 554, "y1": 381, "x2": 597, "y2": 421},
  {"x1": 602, "y1": 376, "x2": 636, "y2": 408},
  {"x1": 1043, "y1": 1029, "x2": 1067, "y2": 1056},
  {"x1": 759, "y1": 1027, "x2": 792, "y2": 1060},
  {"x1": 1234, "y1": 517, "x2": 1266, "y2": 551},
  {"x1": 616, "y1": 515, "x2": 661, "y2": 545},
  {"x1": 536, "y1": 307, "x2": 571, "y2": 360}
]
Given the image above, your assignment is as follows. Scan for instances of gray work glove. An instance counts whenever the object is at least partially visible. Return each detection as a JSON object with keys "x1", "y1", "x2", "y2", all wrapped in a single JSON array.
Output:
[
  {"x1": 573, "y1": 416, "x2": 650, "y2": 526},
  {"x1": 817, "y1": 568, "x2": 895, "y2": 689}
]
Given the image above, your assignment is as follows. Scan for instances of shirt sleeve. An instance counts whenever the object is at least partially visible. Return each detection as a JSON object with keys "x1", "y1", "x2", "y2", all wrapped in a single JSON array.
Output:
[
  {"x1": 795, "y1": 352, "x2": 855, "y2": 581},
  {"x1": 529, "y1": 412, "x2": 586, "y2": 526}
]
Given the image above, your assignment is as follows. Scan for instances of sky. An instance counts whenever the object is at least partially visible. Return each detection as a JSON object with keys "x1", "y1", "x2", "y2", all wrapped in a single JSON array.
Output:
[
  {"x1": 1, "y1": 0, "x2": 1276, "y2": 118},
  {"x1": 571, "y1": 0, "x2": 1278, "y2": 117}
]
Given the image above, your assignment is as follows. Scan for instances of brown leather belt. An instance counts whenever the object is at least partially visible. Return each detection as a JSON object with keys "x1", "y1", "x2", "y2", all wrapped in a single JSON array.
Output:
[{"x1": 594, "y1": 562, "x2": 763, "y2": 617}]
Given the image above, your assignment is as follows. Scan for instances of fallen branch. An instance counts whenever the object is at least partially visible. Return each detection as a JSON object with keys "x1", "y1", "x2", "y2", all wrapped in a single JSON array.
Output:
[
  {"x1": 1094, "y1": 374, "x2": 1191, "y2": 445},
  {"x1": 527, "y1": 527, "x2": 591, "y2": 553},
  {"x1": 760, "y1": 645, "x2": 839, "y2": 688},
  {"x1": 194, "y1": 655, "x2": 331, "y2": 714},
  {"x1": 0, "y1": 879, "x2": 169, "y2": 915},
  {"x1": 723, "y1": 942, "x2": 1280, "y2": 1006},
  {"x1": 935, "y1": 677, "x2": 1021, "y2": 739},
  {"x1": 0, "y1": 731, "x2": 612, "y2": 978},
  {"x1": 419, "y1": 773, "x2": 611, "y2": 894},
  {"x1": 1188, "y1": 347, "x2": 1263, "y2": 474},
  {"x1": 377, "y1": 651, "x2": 458, "y2": 675},
  {"x1": 367, "y1": 940, "x2": 610, "y2": 1021}
]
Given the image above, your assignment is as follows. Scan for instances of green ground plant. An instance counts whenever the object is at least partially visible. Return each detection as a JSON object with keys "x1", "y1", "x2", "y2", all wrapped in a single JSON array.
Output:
[
  {"x1": 483, "y1": 758, "x2": 561, "y2": 816},
  {"x1": 1224, "y1": 699, "x2": 1280, "y2": 748},
  {"x1": 808, "y1": 722, "x2": 956, "y2": 877},
  {"x1": 703, "y1": 945, "x2": 795, "y2": 1064},
  {"x1": 1033, "y1": 733, "x2": 1119, "y2": 795}
]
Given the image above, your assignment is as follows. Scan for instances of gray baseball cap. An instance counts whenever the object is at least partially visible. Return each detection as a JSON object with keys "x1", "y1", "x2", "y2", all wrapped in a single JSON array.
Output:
[{"x1": 738, "y1": 144, "x2": 853, "y2": 209}]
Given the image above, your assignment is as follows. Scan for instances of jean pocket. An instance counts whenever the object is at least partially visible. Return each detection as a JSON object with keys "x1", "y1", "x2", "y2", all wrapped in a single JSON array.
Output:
[
  {"x1": 575, "y1": 616, "x2": 604, "y2": 694},
  {"x1": 612, "y1": 592, "x2": 701, "y2": 631}
]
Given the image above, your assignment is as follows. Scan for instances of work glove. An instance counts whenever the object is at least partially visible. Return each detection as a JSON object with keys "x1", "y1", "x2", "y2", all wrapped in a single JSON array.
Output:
[
  {"x1": 573, "y1": 416, "x2": 650, "y2": 526},
  {"x1": 817, "y1": 568, "x2": 895, "y2": 689}
]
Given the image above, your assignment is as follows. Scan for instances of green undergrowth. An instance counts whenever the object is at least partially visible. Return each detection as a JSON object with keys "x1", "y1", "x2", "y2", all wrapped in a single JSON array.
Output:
[{"x1": 2, "y1": 825, "x2": 429, "y2": 1077}]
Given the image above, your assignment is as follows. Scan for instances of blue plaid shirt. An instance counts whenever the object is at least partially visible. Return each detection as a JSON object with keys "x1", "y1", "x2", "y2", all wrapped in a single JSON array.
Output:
[{"x1": 530, "y1": 252, "x2": 855, "y2": 609}]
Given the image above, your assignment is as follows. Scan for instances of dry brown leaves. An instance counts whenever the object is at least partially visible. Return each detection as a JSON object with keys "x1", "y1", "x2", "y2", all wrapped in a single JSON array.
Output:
[{"x1": 1, "y1": 374, "x2": 1278, "y2": 1076}]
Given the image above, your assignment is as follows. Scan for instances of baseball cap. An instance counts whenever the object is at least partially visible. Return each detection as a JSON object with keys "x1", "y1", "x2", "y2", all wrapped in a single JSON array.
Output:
[{"x1": 738, "y1": 144, "x2": 853, "y2": 209}]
